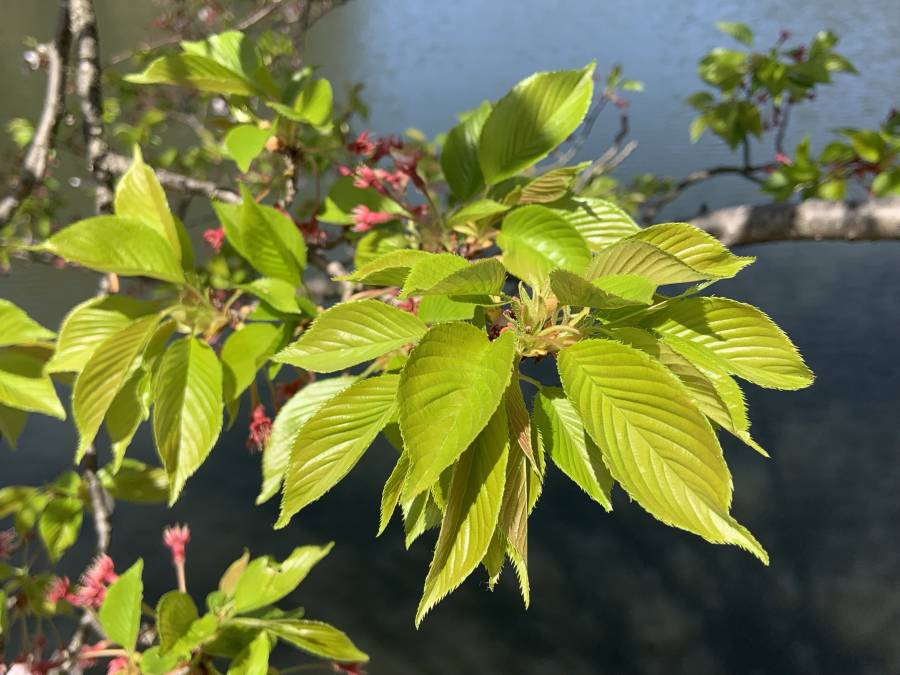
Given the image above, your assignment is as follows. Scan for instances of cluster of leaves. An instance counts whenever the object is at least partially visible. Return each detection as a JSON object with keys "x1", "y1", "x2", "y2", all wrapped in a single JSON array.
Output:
[{"x1": 1, "y1": 28, "x2": 817, "y2": 639}]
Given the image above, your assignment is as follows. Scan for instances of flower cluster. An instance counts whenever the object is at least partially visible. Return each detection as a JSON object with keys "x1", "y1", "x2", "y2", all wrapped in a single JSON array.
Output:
[
  {"x1": 163, "y1": 524, "x2": 191, "y2": 565},
  {"x1": 246, "y1": 404, "x2": 273, "y2": 453},
  {"x1": 46, "y1": 555, "x2": 118, "y2": 609}
]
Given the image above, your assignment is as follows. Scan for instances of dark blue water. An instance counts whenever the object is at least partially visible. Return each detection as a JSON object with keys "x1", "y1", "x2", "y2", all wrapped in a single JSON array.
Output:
[{"x1": 2, "y1": 1, "x2": 900, "y2": 673}]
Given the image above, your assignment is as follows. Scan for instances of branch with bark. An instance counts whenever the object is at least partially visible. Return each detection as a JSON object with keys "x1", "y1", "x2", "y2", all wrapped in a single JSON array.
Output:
[{"x1": 0, "y1": 0, "x2": 71, "y2": 226}]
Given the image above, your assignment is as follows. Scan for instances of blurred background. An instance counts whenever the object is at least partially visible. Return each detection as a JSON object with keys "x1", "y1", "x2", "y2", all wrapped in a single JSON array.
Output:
[{"x1": 2, "y1": 1, "x2": 899, "y2": 673}]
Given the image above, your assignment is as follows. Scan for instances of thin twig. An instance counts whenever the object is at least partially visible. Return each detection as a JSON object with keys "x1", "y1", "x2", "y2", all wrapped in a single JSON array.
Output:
[
  {"x1": 102, "y1": 153, "x2": 241, "y2": 204},
  {"x1": 0, "y1": 0, "x2": 71, "y2": 226}
]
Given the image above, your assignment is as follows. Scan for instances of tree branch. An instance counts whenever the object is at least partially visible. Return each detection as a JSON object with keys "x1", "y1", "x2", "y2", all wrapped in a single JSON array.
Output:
[
  {"x1": 101, "y1": 153, "x2": 240, "y2": 204},
  {"x1": 70, "y1": 0, "x2": 114, "y2": 214},
  {"x1": 0, "y1": 0, "x2": 71, "y2": 226},
  {"x1": 688, "y1": 198, "x2": 900, "y2": 246}
]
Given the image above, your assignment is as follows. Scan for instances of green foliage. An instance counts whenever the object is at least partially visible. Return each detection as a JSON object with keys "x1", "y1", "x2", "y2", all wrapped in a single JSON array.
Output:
[{"x1": 2, "y1": 21, "x2": 837, "y2": 646}]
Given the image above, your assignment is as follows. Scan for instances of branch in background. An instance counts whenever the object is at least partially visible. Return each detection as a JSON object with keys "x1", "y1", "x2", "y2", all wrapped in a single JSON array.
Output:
[
  {"x1": 574, "y1": 112, "x2": 635, "y2": 192},
  {"x1": 688, "y1": 198, "x2": 900, "y2": 246},
  {"x1": 70, "y1": 0, "x2": 114, "y2": 213},
  {"x1": 102, "y1": 153, "x2": 240, "y2": 203},
  {"x1": 0, "y1": 0, "x2": 71, "y2": 226},
  {"x1": 642, "y1": 163, "x2": 774, "y2": 223}
]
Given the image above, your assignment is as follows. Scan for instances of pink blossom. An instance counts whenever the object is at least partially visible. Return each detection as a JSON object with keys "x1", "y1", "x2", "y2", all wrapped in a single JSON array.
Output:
[
  {"x1": 203, "y1": 228, "x2": 225, "y2": 252},
  {"x1": 45, "y1": 576, "x2": 75, "y2": 604},
  {"x1": 774, "y1": 152, "x2": 793, "y2": 166},
  {"x1": 337, "y1": 164, "x2": 353, "y2": 176},
  {"x1": 107, "y1": 657, "x2": 129, "y2": 675},
  {"x1": 0, "y1": 529, "x2": 16, "y2": 558},
  {"x1": 372, "y1": 135, "x2": 403, "y2": 162},
  {"x1": 394, "y1": 153, "x2": 424, "y2": 189},
  {"x1": 298, "y1": 216, "x2": 327, "y2": 246},
  {"x1": 72, "y1": 555, "x2": 117, "y2": 608},
  {"x1": 377, "y1": 169, "x2": 409, "y2": 193},
  {"x1": 351, "y1": 206, "x2": 393, "y2": 233},
  {"x1": 352, "y1": 165, "x2": 386, "y2": 194},
  {"x1": 163, "y1": 524, "x2": 191, "y2": 566},
  {"x1": 347, "y1": 131, "x2": 376, "y2": 157},
  {"x1": 247, "y1": 405, "x2": 272, "y2": 453}
]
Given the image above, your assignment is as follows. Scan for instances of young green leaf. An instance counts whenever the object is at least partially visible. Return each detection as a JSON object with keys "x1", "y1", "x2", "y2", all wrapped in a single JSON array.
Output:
[
  {"x1": 37, "y1": 496, "x2": 83, "y2": 562},
  {"x1": 227, "y1": 630, "x2": 271, "y2": 675},
  {"x1": 532, "y1": 387, "x2": 613, "y2": 510},
  {"x1": 99, "y1": 559, "x2": 143, "y2": 651},
  {"x1": 221, "y1": 323, "x2": 283, "y2": 412},
  {"x1": 441, "y1": 100, "x2": 492, "y2": 200},
  {"x1": 0, "y1": 300, "x2": 55, "y2": 347},
  {"x1": 258, "y1": 376, "x2": 356, "y2": 504},
  {"x1": 416, "y1": 404, "x2": 510, "y2": 625},
  {"x1": 125, "y1": 54, "x2": 259, "y2": 96},
  {"x1": 586, "y1": 240, "x2": 711, "y2": 285},
  {"x1": 221, "y1": 190, "x2": 307, "y2": 285},
  {"x1": 558, "y1": 339, "x2": 767, "y2": 562},
  {"x1": 479, "y1": 63, "x2": 595, "y2": 184},
  {"x1": 447, "y1": 198, "x2": 510, "y2": 230},
  {"x1": 35, "y1": 216, "x2": 185, "y2": 283},
  {"x1": 715, "y1": 21, "x2": 754, "y2": 46},
  {"x1": 630, "y1": 222, "x2": 755, "y2": 278},
  {"x1": 114, "y1": 147, "x2": 183, "y2": 260},
  {"x1": 246, "y1": 618, "x2": 368, "y2": 663},
  {"x1": 547, "y1": 197, "x2": 640, "y2": 251},
  {"x1": 0, "y1": 404, "x2": 27, "y2": 448},
  {"x1": 378, "y1": 452, "x2": 409, "y2": 536},
  {"x1": 277, "y1": 375, "x2": 399, "y2": 526},
  {"x1": 550, "y1": 269, "x2": 654, "y2": 309},
  {"x1": 47, "y1": 296, "x2": 156, "y2": 374},
  {"x1": 0, "y1": 348, "x2": 66, "y2": 420},
  {"x1": 400, "y1": 324, "x2": 516, "y2": 498},
  {"x1": 238, "y1": 277, "x2": 309, "y2": 316},
  {"x1": 106, "y1": 369, "x2": 152, "y2": 470},
  {"x1": 275, "y1": 300, "x2": 427, "y2": 373},
  {"x1": 153, "y1": 337, "x2": 223, "y2": 504},
  {"x1": 73, "y1": 315, "x2": 159, "y2": 461},
  {"x1": 232, "y1": 544, "x2": 334, "y2": 613},
  {"x1": 643, "y1": 297, "x2": 814, "y2": 390},
  {"x1": 156, "y1": 591, "x2": 199, "y2": 654},
  {"x1": 337, "y1": 249, "x2": 431, "y2": 286},
  {"x1": 497, "y1": 205, "x2": 591, "y2": 284},
  {"x1": 518, "y1": 164, "x2": 588, "y2": 205},
  {"x1": 416, "y1": 259, "x2": 507, "y2": 299},
  {"x1": 224, "y1": 124, "x2": 273, "y2": 173}
]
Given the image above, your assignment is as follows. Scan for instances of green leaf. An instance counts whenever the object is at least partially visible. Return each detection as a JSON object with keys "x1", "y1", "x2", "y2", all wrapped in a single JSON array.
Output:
[
  {"x1": 0, "y1": 348, "x2": 66, "y2": 419},
  {"x1": 258, "y1": 376, "x2": 356, "y2": 504},
  {"x1": 275, "y1": 300, "x2": 426, "y2": 373},
  {"x1": 416, "y1": 259, "x2": 507, "y2": 299},
  {"x1": 609, "y1": 327, "x2": 766, "y2": 456},
  {"x1": 227, "y1": 631, "x2": 270, "y2": 675},
  {"x1": 416, "y1": 404, "x2": 509, "y2": 625},
  {"x1": 378, "y1": 452, "x2": 409, "y2": 536},
  {"x1": 153, "y1": 337, "x2": 223, "y2": 504},
  {"x1": 400, "y1": 324, "x2": 515, "y2": 498},
  {"x1": 156, "y1": 591, "x2": 199, "y2": 654},
  {"x1": 550, "y1": 269, "x2": 655, "y2": 309},
  {"x1": 0, "y1": 404, "x2": 27, "y2": 448},
  {"x1": 38, "y1": 496, "x2": 83, "y2": 562},
  {"x1": 73, "y1": 315, "x2": 159, "y2": 460},
  {"x1": 354, "y1": 225, "x2": 409, "y2": 269},
  {"x1": 114, "y1": 147, "x2": 183, "y2": 260},
  {"x1": 277, "y1": 376, "x2": 399, "y2": 526},
  {"x1": 558, "y1": 339, "x2": 767, "y2": 562},
  {"x1": 106, "y1": 369, "x2": 152, "y2": 470},
  {"x1": 417, "y1": 296, "x2": 477, "y2": 323},
  {"x1": 518, "y1": 164, "x2": 588, "y2": 205},
  {"x1": 238, "y1": 278, "x2": 309, "y2": 316},
  {"x1": 441, "y1": 101, "x2": 492, "y2": 200},
  {"x1": 497, "y1": 205, "x2": 591, "y2": 284},
  {"x1": 586, "y1": 240, "x2": 712, "y2": 286},
  {"x1": 233, "y1": 544, "x2": 334, "y2": 613},
  {"x1": 547, "y1": 197, "x2": 640, "y2": 251},
  {"x1": 318, "y1": 176, "x2": 406, "y2": 226},
  {"x1": 270, "y1": 77, "x2": 333, "y2": 127},
  {"x1": 221, "y1": 323, "x2": 282, "y2": 411},
  {"x1": 99, "y1": 559, "x2": 143, "y2": 650},
  {"x1": 479, "y1": 63, "x2": 595, "y2": 184},
  {"x1": 338, "y1": 249, "x2": 430, "y2": 286},
  {"x1": 0, "y1": 300, "x2": 54, "y2": 347},
  {"x1": 98, "y1": 459, "x2": 169, "y2": 503},
  {"x1": 249, "y1": 618, "x2": 368, "y2": 662},
  {"x1": 219, "y1": 190, "x2": 306, "y2": 285},
  {"x1": 47, "y1": 296, "x2": 156, "y2": 374},
  {"x1": 399, "y1": 254, "x2": 468, "y2": 297},
  {"x1": 533, "y1": 387, "x2": 613, "y2": 509},
  {"x1": 224, "y1": 124, "x2": 273, "y2": 173},
  {"x1": 125, "y1": 54, "x2": 258, "y2": 96},
  {"x1": 643, "y1": 297, "x2": 814, "y2": 390},
  {"x1": 630, "y1": 222, "x2": 755, "y2": 278},
  {"x1": 715, "y1": 21, "x2": 754, "y2": 46},
  {"x1": 36, "y1": 216, "x2": 184, "y2": 283},
  {"x1": 447, "y1": 199, "x2": 510, "y2": 230},
  {"x1": 139, "y1": 647, "x2": 182, "y2": 675}
]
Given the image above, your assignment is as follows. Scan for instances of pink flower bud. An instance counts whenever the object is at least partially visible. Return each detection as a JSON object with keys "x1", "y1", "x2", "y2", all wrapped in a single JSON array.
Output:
[
  {"x1": 163, "y1": 524, "x2": 191, "y2": 566},
  {"x1": 203, "y1": 228, "x2": 225, "y2": 252}
]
